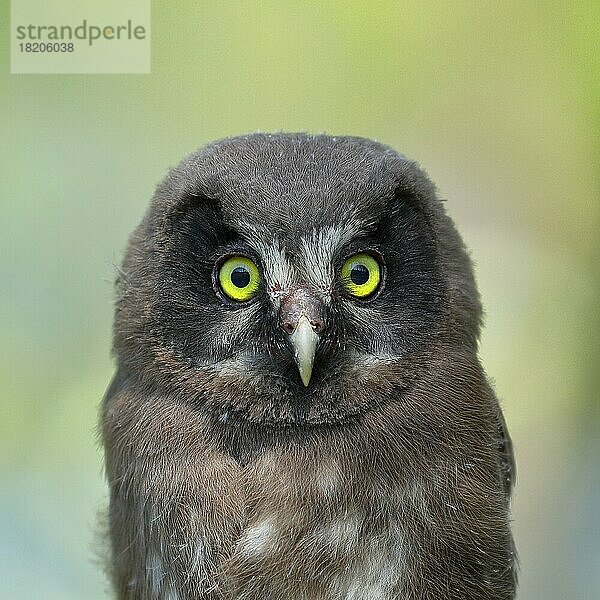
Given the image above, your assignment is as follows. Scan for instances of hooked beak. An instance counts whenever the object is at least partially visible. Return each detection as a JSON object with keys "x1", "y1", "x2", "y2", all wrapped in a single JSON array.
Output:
[
  {"x1": 280, "y1": 287, "x2": 325, "y2": 387},
  {"x1": 289, "y1": 315, "x2": 320, "y2": 386}
]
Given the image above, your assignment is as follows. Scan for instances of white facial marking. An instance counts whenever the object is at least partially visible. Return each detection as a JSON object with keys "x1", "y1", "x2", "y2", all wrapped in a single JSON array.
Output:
[
  {"x1": 246, "y1": 223, "x2": 367, "y2": 308},
  {"x1": 212, "y1": 354, "x2": 250, "y2": 376},
  {"x1": 298, "y1": 225, "x2": 359, "y2": 298},
  {"x1": 249, "y1": 237, "x2": 295, "y2": 302}
]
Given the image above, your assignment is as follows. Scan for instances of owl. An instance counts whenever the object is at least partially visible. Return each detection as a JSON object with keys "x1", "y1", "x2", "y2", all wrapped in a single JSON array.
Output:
[{"x1": 101, "y1": 133, "x2": 516, "y2": 599}]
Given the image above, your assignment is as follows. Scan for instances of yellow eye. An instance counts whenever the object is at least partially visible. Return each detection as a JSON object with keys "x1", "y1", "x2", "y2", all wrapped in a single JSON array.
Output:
[
  {"x1": 341, "y1": 253, "x2": 381, "y2": 298},
  {"x1": 218, "y1": 256, "x2": 260, "y2": 301}
]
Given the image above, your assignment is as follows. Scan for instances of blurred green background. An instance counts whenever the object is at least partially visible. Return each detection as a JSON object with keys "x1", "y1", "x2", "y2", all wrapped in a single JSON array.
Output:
[{"x1": 1, "y1": 2, "x2": 598, "y2": 598}]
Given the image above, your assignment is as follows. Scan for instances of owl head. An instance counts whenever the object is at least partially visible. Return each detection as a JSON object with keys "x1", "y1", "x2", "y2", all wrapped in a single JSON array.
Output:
[{"x1": 114, "y1": 133, "x2": 481, "y2": 425}]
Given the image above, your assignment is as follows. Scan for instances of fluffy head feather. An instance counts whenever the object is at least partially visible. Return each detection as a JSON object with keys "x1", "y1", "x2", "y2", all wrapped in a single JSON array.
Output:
[
  {"x1": 114, "y1": 133, "x2": 481, "y2": 425},
  {"x1": 103, "y1": 133, "x2": 516, "y2": 599}
]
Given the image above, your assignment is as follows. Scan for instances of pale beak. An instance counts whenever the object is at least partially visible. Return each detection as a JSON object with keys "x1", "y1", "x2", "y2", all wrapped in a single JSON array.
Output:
[{"x1": 289, "y1": 315, "x2": 320, "y2": 386}]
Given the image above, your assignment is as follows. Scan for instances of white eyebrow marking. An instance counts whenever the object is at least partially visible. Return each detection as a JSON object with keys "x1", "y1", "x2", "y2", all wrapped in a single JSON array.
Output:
[
  {"x1": 247, "y1": 237, "x2": 295, "y2": 302},
  {"x1": 298, "y1": 224, "x2": 362, "y2": 296},
  {"x1": 243, "y1": 221, "x2": 368, "y2": 307}
]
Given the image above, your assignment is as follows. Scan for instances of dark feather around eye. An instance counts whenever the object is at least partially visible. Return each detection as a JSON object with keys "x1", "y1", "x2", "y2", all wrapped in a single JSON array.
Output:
[{"x1": 167, "y1": 195, "x2": 238, "y2": 252}]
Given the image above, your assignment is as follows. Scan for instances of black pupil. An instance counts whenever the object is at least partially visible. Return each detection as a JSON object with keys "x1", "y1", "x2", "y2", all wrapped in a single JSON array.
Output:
[
  {"x1": 231, "y1": 266, "x2": 251, "y2": 288},
  {"x1": 350, "y1": 264, "x2": 370, "y2": 285}
]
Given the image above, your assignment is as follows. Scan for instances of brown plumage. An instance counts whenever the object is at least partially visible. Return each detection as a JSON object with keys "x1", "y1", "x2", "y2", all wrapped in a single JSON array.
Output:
[{"x1": 101, "y1": 133, "x2": 516, "y2": 599}]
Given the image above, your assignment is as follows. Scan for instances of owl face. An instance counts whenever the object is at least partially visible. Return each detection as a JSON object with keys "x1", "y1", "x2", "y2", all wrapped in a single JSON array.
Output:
[{"x1": 115, "y1": 134, "x2": 465, "y2": 425}]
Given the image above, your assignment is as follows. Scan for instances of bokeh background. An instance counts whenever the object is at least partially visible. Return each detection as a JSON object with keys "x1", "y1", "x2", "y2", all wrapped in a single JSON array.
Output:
[{"x1": 1, "y1": 2, "x2": 598, "y2": 598}]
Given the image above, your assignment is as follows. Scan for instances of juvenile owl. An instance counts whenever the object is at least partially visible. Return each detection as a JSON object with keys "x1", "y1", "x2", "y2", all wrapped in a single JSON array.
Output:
[{"x1": 101, "y1": 133, "x2": 516, "y2": 599}]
